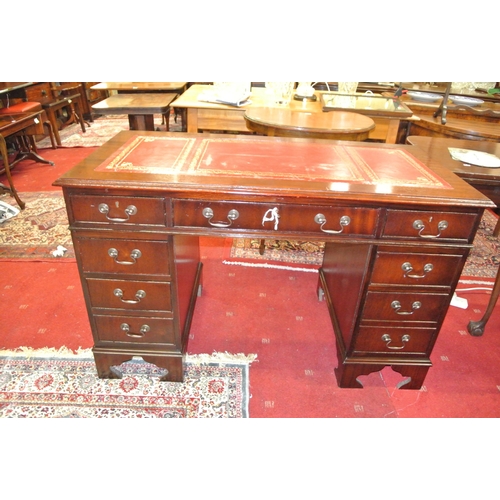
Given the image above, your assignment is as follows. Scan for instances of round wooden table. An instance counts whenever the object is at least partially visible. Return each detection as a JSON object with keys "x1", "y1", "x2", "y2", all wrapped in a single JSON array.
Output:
[{"x1": 244, "y1": 107, "x2": 375, "y2": 141}]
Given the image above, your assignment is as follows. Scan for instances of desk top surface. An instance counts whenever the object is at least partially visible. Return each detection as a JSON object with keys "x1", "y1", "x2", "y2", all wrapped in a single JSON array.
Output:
[
  {"x1": 407, "y1": 135, "x2": 500, "y2": 181},
  {"x1": 54, "y1": 131, "x2": 492, "y2": 209},
  {"x1": 91, "y1": 93, "x2": 178, "y2": 113},
  {"x1": 244, "y1": 107, "x2": 375, "y2": 134},
  {"x1": 90, "y1": 82, "x2": 187, "y2": 91}
]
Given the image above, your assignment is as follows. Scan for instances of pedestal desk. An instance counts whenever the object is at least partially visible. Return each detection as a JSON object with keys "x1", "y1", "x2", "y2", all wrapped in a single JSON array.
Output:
[{"x1": 54, "y1": 131, "x2": 493, "y2": 389}]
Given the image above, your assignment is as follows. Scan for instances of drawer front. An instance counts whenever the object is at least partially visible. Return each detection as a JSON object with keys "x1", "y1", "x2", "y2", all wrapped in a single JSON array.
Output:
[
  {"x1": 25, "y1": 83, "x2": 53, "y2": 104},
  {"x1": 353, "y1": 326, "x2": 436, "y2": 356},
  {"x1": 371, "y1": 251, "x2": 464, "y2": 286},
  {"x1": 69, "y1": 195, "x2": 167, "y2": 226},
  {"x1": 94, "y1": 315, "x2": 175, "y2": 345},
  {"x1": 173, "y1": 200, "x2": 379, "y2": 236},
  {"x1": 361, "y1": 291, "x2": 450, "y2": 322},
  {"x1": 383, "y1": 210, "x2": 478, "y2": 241},
  {"x1": 86, "y1": 278, "x2": 172, "y2": 312},
  {"x1": 77, "y1": 238, "x2": 170, "y2": 276}
]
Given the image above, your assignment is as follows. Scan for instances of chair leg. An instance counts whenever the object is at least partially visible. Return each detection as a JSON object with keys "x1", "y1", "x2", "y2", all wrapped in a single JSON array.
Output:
[
  {"x1": 45, "y1": 108, "x2": 62, "y2": 146},
  {"x1": 493, "y1": 216, "x2": 500, "y2": 238},
  {"x1": 73, "y1": 101, "x2": 87, "y2": 132},
  {"x1": 0, "y1": 134, "x2": 25, "y2": 209},
  {"x1": 43, "y1": 120, "x2": 57, "y2": 149}
]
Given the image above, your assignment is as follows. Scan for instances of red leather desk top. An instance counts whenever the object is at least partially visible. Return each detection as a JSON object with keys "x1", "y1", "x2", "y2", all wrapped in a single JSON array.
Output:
[{"x1": 95, "y1": 135, "x2": 452, "y2": 190}]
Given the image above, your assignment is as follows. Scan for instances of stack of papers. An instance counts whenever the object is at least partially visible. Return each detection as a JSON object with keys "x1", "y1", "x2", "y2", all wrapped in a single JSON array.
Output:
[{"x1": 198, "y1": 91, "x2": 251, "y2": 107}]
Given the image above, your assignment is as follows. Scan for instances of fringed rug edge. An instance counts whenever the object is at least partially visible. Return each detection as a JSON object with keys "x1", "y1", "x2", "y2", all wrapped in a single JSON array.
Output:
[{"x1": 0, "y1": 346, "x2": 258, "y2": 365}]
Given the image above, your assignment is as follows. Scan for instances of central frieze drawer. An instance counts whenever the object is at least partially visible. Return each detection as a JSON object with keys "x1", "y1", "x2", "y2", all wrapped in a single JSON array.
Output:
[
  {"x1": 77, "y1": 238, "x2": 170, "y2": 276},
  {"x1": 370, "y1": 251, "x2": 464, "y2": 286},
  {"x1": 86, "y1": 278, "x2": 173, "y2": 312},
  {"x1": 69, "y1": 195, "x2": 167, "y2": 226},
  {"x1": 383, "y1": 210, "x2": 478, "y2": 241},
  {"x1": 352, "y1": 326, "x2": 436, "y2": 356},
  {"x1": 361, "y1": 291, "x2": 450, "y2": 322},
  {"x1": 173, "y1": 200, "x2": 379, "y2": 235},
  {"x1": 94, "y1": 315, "x2": 176, "y2": 345}
]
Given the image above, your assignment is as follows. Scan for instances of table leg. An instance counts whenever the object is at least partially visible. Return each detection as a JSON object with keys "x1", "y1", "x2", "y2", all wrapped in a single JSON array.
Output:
[
  {"x1": 467, "y1": 266, "x2": 500, "y2": 336},
  {"x1": 186, "y1": 109, "x2": 198, "y2": 133},
  {"x1": 385, "y1": 119, "x2": 400, "y2": 144},
  {"x1": 0, "y1": 134, "x2": 25, "y2": 209},
  {"x1": 45, "y1": 108, "x2": 62, "y2": 146},
  {"x1": 128, "y1": 114, "x2": 155, "y2": 131}
]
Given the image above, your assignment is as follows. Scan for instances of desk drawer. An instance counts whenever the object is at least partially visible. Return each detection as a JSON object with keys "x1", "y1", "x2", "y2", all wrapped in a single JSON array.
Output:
[
  {"x1": 24, "y1": 82, "x2": 53, "y2": 104},
  {"x1": 69, "y1": 195, "x2": 167, "y2": 226},
  {"x1": 77, "y1": 238, "x2": 170, "y2": 276},
  {"x1": 86, "y1": 278, "x2": 173, "y2": 312},
  {"x1": 173, "y1": 200, "x2": 379, "y2": 235},
  {"x1": 353, "y1": 326, "x2": 436, "y2": 356},
  {"x1": 361, "y1": 291, "x2": 450, "y2": 323},
  {"x1": 94, "y1": 314, "x2": 176, "y2": 345},
  {"x1": 383, "y1": 210, "x2": 478, "y2": 241},
  {"x1": 370, "y1": 251, "x2": 464, "y2": 287}
]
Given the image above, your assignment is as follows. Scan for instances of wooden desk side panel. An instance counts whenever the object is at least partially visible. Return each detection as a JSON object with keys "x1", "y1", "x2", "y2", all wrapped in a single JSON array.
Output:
[
  {"x1": 172, "y1": 234, "x2": 202, "y2": 352},
  {"x1": 321, "y1": 242, "x2": 374, "y2": 350}
]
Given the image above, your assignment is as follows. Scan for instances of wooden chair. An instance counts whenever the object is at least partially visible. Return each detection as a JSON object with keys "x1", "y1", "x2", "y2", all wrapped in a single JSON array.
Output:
[
  {"x1": 41, "y1": 83, "x2": 87, "y2": 146},
  {"x1": 0, "y1": 101, "x2": 57, "y2": 149}
]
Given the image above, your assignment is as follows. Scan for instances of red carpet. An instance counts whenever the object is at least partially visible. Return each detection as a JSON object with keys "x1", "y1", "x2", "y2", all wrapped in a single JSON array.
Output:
[{"x1": 1, "y1": 142, "x2": 500, "y2": 418}]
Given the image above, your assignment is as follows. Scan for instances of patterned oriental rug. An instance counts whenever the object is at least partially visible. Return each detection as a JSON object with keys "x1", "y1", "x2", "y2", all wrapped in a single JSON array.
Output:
[
  {"x1": 0, "y1": 192, "x2": 74, "y2": 260},
  {"x1": 1, "y1": 190, "x2": 499, "y2": 278},
  {"x1": 0, "y1": 350, "x2": 255, "y2": 418}
]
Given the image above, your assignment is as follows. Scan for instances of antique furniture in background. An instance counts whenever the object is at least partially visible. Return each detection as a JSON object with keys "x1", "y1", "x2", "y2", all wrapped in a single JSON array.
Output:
[
  {"x1": 91, "y1": 93, "x2": 178, "y2": 131},
  {"x1": 81, "y1": 82, "x2": 108, "y2": 120},
  {"x1": 388, "y1": 85, "x2": 500, "y2": 142},
  {"x1": 244, "y1": 107, "x2": 375, "y2": 141},
  {"x1": 90, "y1": 83, "x2": 188, "y2": 130},
  {"x1": 1, "y1": 82, "x2": 88, "y2": 145},
  {"x1": 55, "y1": 131, "x2": 492, "y2": 389},
  {"x1": 171, "y1": 84, "x2": 411, "y2": 143},
  {"x1": 0, "y1": 111, "x2": 55, "y2": 208}
]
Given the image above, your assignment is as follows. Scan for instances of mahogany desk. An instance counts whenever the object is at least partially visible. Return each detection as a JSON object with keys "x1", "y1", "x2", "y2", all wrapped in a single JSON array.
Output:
[
  {"x1": 91, "y1": 93, "x2": 178, "y2": 131},
  {"x1": 54, "y1": 131, "x2": 493, "y2": 389},
  {"x1": 172, "y1": 85, "x2": 410, "y2": 143}
]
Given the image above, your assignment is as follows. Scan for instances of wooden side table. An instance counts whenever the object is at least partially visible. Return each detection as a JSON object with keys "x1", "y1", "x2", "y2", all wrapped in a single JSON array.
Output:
[
  {"x1": 91, "y1": 93, "x2": 178, "y2": 131},
  {"x1": 244, "y1": 107, "x2": 375, "y2": 141}
]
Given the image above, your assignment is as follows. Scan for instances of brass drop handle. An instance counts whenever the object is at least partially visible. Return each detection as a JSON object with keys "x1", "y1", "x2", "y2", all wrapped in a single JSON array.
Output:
[
  {"x1": 413, "y1": 219, "x2": 448, "y2": 238},
  {"x1": 381, "y1": 333, "x2": 411, "y2": 350},
  {"x1": 401, "y1": 262, "x2": 434, "y2": 279},
  {"x1": 108, "y1": 248, "x2": 142, "y2": 265},
  {"x1": 99, "y1": 203, "x2": 138, "y2": 222},
  {"x1": 314, "y1": 214, "x2": 351, "y2": 234},
  {"x1": 391, "y1": 300, "x2": 421, "y2": 315},
  {"x1": 120, "y1": 323, "x2": 150, "y2": 338},
  {"x1": 202, "y1": 207, "x2": 239, "y2": 227},
  {"x1": 113, "y1": 288, "x2": 146, "y2": 304}
]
